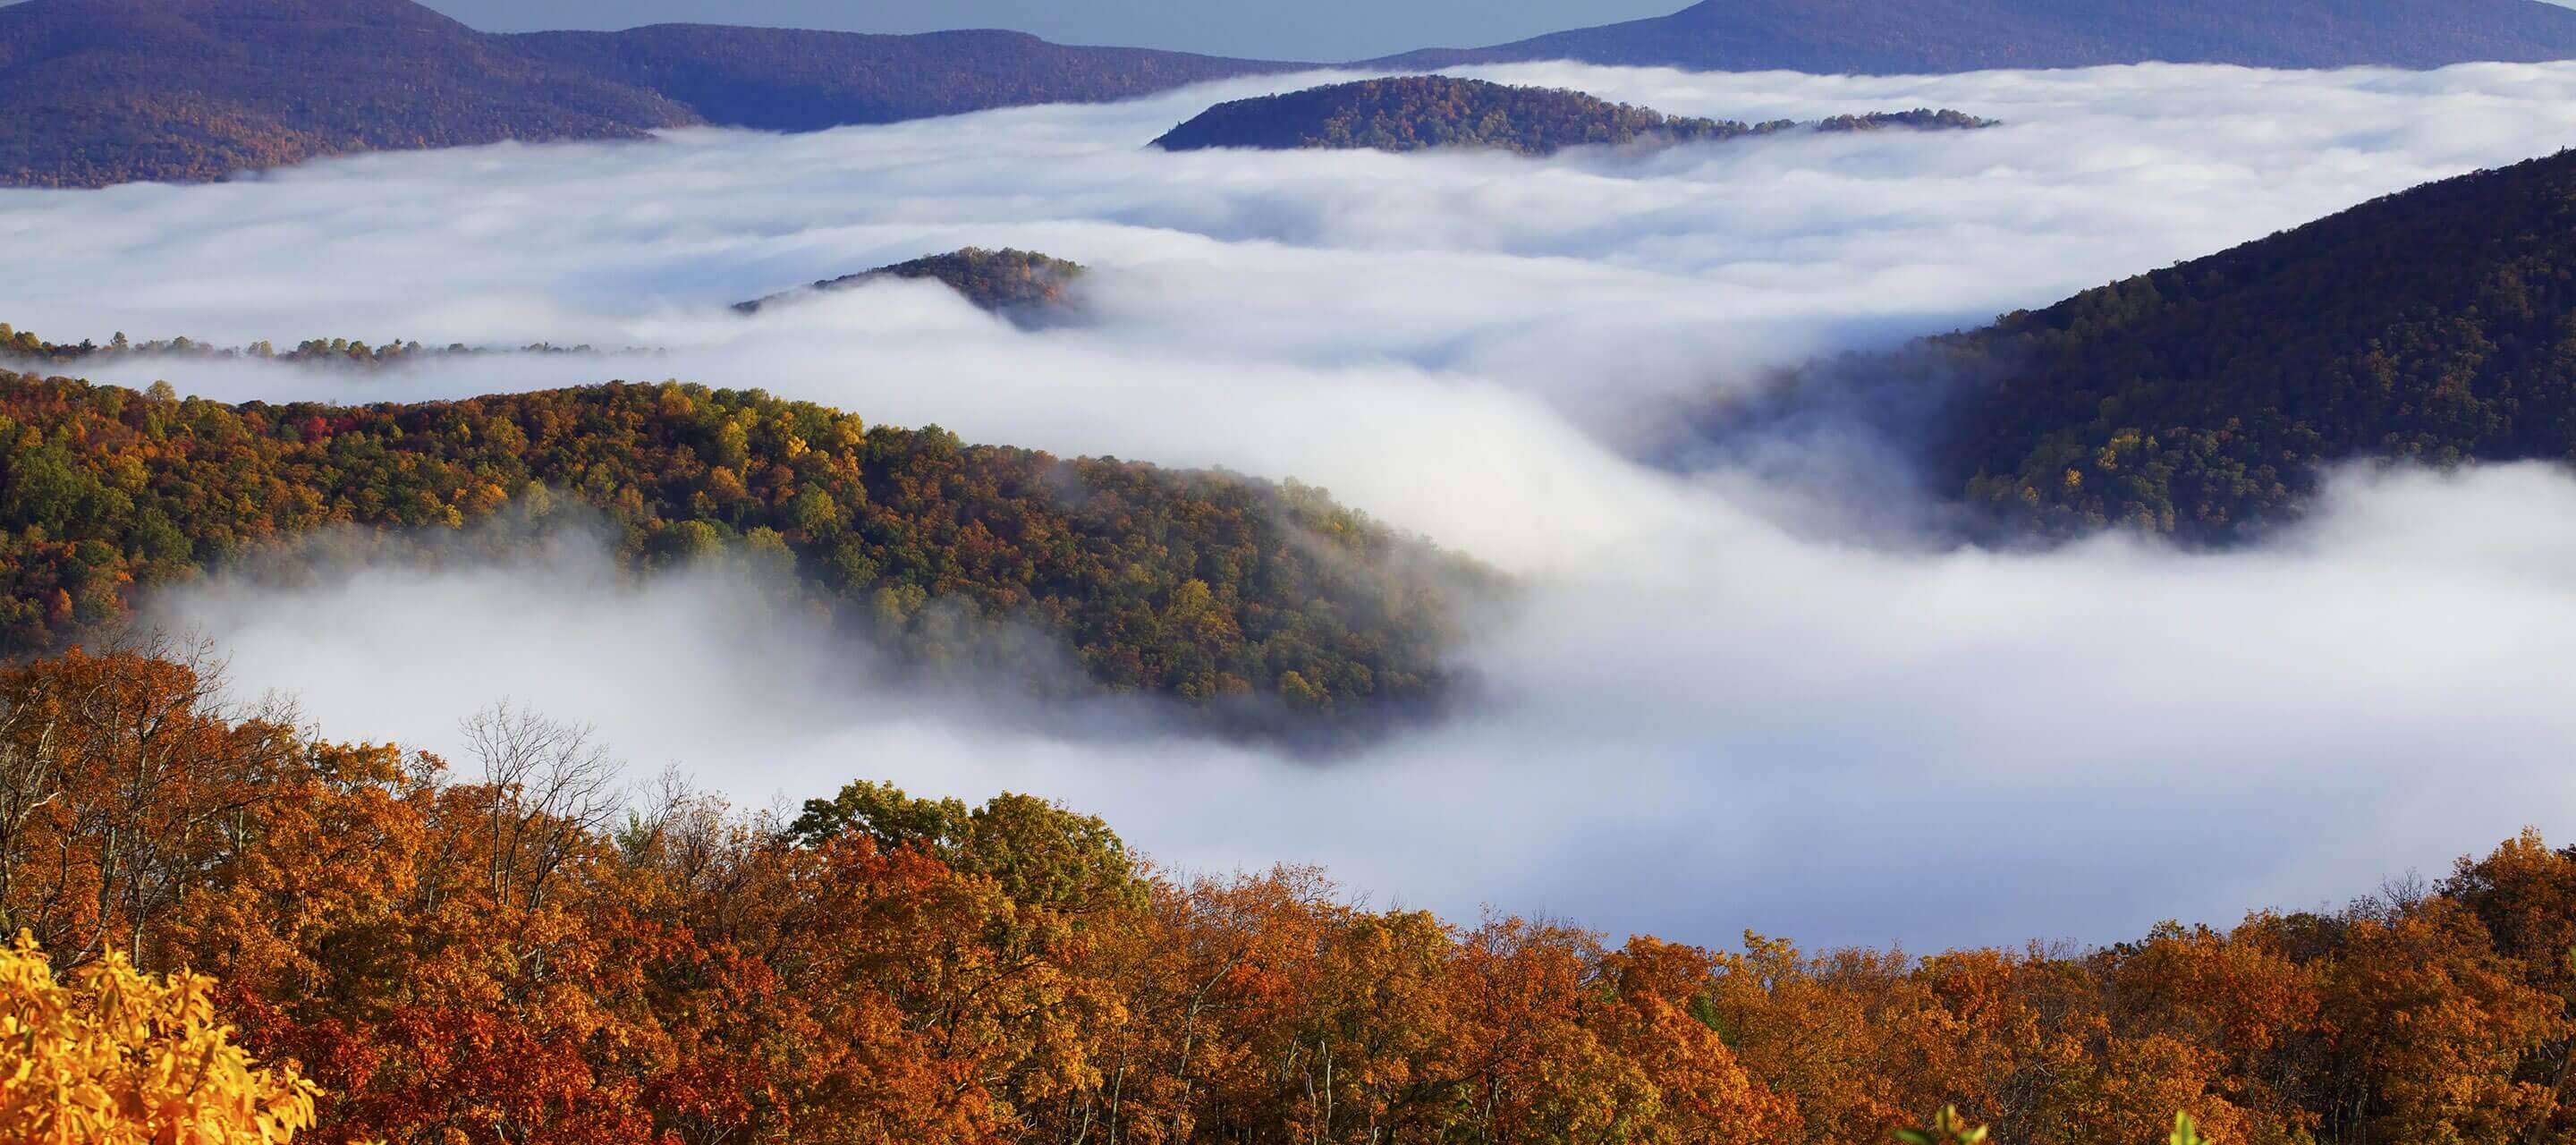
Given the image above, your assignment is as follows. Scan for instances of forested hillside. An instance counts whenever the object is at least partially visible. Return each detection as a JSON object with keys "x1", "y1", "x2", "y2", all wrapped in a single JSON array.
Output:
[
  {"x1": 0, "y1": 369, "x2": 1473, "y2": 709},
  {"x1": 13, "y1": 644, "x2": 2576, "y2": 1143},
  {"x1": 0, "y1": 0, "x2": 1289, "y2": 188},
  {"x1": 735, "y1": 247, "x2": 1088, "y2": 320},
  {"x1": 0, "y1": 0, "x2": 695, "y2": 189},
  {"x1": 1902, "y1": 147, "x2": 2576, "y2": 539},
  {"x1": 1682, "y1": 146, "x2": 2576, "y2": 541},
  {"x1": 1151, "y1": 77, "x2": 1994, "y2": 157},
  {"x1": 1377, "y1": 0, "x2": 2576, "y2": 72}
]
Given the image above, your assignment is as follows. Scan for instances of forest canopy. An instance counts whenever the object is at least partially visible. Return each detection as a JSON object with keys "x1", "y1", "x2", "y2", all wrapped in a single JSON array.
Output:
[
  {"x1": 0, "y1": 368, "x2": 1482, "y2": 713},
  {"x1": 4, "y1": 643, "x2": 2574, "y2": 1144}
]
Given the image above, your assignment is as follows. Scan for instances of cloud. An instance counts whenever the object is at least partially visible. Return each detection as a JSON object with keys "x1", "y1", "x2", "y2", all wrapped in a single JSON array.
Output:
[
  {"x1": 144, "y1": 464, "x2": 2576, "y2": 952},
  {"x1": 17, "y1": 60, "x2": 2576, "y2": 949}
]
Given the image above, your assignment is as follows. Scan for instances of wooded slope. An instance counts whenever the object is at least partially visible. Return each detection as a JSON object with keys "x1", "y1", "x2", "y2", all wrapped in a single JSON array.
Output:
[{"x1": 0, "y1": 369, "x2": 1473, "y2": 709}]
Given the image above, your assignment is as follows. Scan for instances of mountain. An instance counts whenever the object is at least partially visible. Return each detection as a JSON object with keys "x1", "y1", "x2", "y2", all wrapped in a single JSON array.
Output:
[
  {"x1": 735, "y1": 247, "x2": 1088, "y2": 320},
  {"x1": 1719, "y1": 148, "x2": 2576, "y2": 539},
  {"x1": 1150, "y1": 76, "x2": 1995, "y2": 157},
  {"x1": 1374, "y1": 0, "x2": 2576, "y2": 72},
  {"x1": 0, "y1": 0, "x2": 695, "y2": 188},
  {"x1": 0, "y1": 366, "x2": 1476, "y2": 710},
  {"x1": 506, "y1": 24, "x2": 1287, "y2": 133},
  {"x1": 16, "y1": 0, "x2": 2576, "y2": 188},
  {"x1": 0, "y1": 0, "x2": 1292, "y2": 188}
]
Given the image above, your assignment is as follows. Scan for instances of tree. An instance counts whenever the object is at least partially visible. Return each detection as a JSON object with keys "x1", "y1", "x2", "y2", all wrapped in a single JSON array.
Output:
[
  {"x1": 2316, "y1": 898, "x2": 2564, "y2": 1142},
  {"x1": 0, "y1": 930, "x2": 318, "y2": 1143},
  {"x1": 1894, "y1": 1106, "x2": 1989, "y2": 1144},
  {"x1": 15, "y1": 642, "x2": 2576, "y2": 1145},
  {"x1": 0, "y1": 644, "x2": 308, "y2": 971}
]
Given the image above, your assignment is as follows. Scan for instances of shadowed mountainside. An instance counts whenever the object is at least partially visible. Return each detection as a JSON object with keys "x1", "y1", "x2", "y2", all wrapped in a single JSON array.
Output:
[
  {"x1": 1698, "y1": 147, "x2": 2576, "y2": 542},
  {"x1": 0, "y1": 0, "x2": 696, "y2": 188},
  {"x1": 506, "y1": 23, "x2": 1292, "y2": 132},
  {"x1": 0, "y1": 0, "x2": 1294, "y2": 188}
]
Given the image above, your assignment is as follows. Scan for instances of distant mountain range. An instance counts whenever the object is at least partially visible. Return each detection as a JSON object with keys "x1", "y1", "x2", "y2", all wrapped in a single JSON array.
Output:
[
  {"x1": 1151, "y1": 77, "x2": 1996, "y2": 157},
  {"x1": 1377, "y1": 0, "x2": 2576, "y2": 72},
  {"x1": 7, "y1": 0, "x2": 2576, "y2": 187},
  {"x1": 0, "y1": 0, "x2": 1293, "y2": 187}
]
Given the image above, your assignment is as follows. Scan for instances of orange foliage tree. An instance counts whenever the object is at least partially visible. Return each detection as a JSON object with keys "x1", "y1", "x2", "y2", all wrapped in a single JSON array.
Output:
[
  {"x1": 0, "y1": 930, "x2": 317, "y2": 1143},
  {"x1": 5, "y1": 645, "x2": 2576, "y2": 1143}
]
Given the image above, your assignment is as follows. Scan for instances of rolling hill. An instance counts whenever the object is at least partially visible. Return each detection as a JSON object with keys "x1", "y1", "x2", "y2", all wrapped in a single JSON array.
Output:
[
  {"x1": 1375, "y1": 0, "x2": 2576, "y2": 73},
  {"x1": 0, "y1": 0, "x2": 1292, "y2": 188},
  {"x1": 0, "y1": 363, "x2": 1478, "y2": 712},
  {"x1": 735, "y1": 247, "x2": 1088, "y2": 321},
  {"x1": 1702, "y1": 147, "x2": 2576, "y2": 540},
  {"x1": 1150, "y1": 76, "x2": 1995, "y2": 156}
]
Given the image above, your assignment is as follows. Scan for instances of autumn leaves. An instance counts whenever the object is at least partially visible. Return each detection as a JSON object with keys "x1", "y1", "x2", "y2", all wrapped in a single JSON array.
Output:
[{"x1": 4, "y1": 645, "x2": 2576, "y2": 1142}]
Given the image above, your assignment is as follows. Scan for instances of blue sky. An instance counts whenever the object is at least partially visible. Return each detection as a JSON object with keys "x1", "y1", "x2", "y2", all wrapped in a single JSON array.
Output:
[{"x1": 411, "y1": 0, "x2": 1683, "y2": 60}]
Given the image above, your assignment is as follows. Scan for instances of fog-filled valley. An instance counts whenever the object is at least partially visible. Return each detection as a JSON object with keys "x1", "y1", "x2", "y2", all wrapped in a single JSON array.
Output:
[{"x1": 11, "y1": 59, "x2": 2576, "y2": 953}]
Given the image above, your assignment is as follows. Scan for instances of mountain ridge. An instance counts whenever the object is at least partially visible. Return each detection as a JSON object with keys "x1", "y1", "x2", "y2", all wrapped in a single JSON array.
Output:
[
  {"x1": 0, "y1": 0, "x2": 1296, "y2": 187},
  {"x1": 11, "y1": 0, "x2": 2576, "y2": 187},
  {"x1": 1373, "y1": 0, "x2": 2576, "y2": 73},
  {"x1": 504, "y1": 22, "x2": 1295, "y2": 133}
]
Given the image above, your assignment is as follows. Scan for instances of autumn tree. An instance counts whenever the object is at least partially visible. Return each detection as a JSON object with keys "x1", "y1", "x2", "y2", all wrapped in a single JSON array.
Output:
[
  {"x1": 13, "y1": 645, "x2": 2576, "y2": 1145},
  {"x1": 0, "y1": 930, "x2": 318, "y2": 1143},
  {"x1": 0, "y1": 643, "x2": 310, "y2": 970}
]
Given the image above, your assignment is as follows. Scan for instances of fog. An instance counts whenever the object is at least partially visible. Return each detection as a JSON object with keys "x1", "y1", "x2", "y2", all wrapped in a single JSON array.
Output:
[{"x1": 11, "y1": 60, "x2": 2576, "y2": 948}]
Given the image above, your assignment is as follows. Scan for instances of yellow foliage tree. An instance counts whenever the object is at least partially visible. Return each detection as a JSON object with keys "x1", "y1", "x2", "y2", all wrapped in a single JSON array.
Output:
[{"x1": 0, "y1": 931, "x2": 317, "y2": 1144}]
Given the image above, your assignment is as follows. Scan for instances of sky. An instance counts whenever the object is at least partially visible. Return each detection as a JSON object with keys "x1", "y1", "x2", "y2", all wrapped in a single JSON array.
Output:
[
  {"x1": 9, "y1": 60, "x2": 2576, "y2": 954},
  {"x1": 411, "y1": 0, "x2": 1680, "y2": 60}
]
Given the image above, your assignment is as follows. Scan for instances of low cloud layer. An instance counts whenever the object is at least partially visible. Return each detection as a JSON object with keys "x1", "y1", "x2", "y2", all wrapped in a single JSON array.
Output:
[
  {"x1": 153, "y1": 465, "x2": 2576, "y2": 951},
  {"x1": 14, "y1": 61, "x2": 2576, "y2": 949}
]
